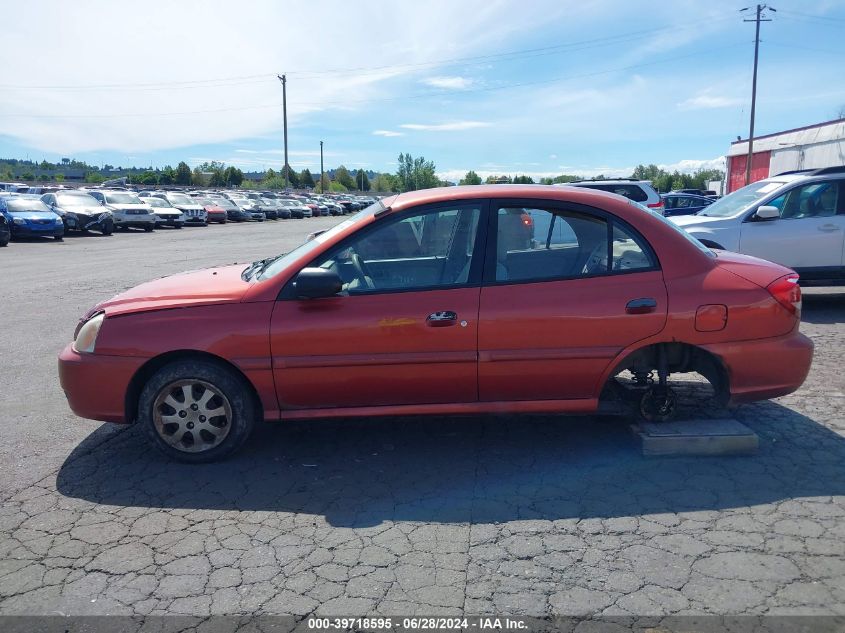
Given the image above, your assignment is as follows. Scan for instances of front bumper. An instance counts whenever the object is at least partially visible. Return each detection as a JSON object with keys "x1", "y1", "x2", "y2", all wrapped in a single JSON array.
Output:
[
  {"x1": 154, "y1": 214, "x2": 185, "y2": 226},
  {"x1": 58, "y1": 344, "x2": 146, "y2": 423},
  {"x1": 703, "y1": 330, "x2": 814, "y2": 405},
  {"x1": 11, "y1": 223, "x2": 63, "y2": 237}
]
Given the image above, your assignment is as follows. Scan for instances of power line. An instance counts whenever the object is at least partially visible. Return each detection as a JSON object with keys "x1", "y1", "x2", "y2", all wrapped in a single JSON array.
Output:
[
  {"x1": 0, "y1": 14, "x2": 737, "y2": 92},
  {"x1": 0, "y1": 43, "x2": 748, "y2": 119},
  {"x1": 777, "y1": 9, "x2": 845, "y2": 23}
]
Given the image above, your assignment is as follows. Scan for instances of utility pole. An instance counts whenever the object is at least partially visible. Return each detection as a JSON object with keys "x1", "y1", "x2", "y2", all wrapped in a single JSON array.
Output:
[
  {"x1": 319, "y1": 141, "x2": 325, "y2": 193},
  {"x1": 277, "y1": 75, "x2": 289, "y2": 190},
  {"x1": 742, "y1": 4, "x2": 774, "y2": 186}
]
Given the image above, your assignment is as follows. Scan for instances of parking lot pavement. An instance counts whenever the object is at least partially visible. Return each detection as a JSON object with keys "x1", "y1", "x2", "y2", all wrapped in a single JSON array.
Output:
[{"x1": 1, "y1": 223, "x2": 845, "y2": 617}]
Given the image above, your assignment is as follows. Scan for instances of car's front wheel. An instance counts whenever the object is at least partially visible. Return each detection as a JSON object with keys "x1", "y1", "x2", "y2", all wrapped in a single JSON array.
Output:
[{"x1": 138, "y1": 359, "x2": 256, "y2": 463}]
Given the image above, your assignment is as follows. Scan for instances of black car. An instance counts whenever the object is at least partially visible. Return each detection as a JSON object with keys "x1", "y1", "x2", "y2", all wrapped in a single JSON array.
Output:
[
  {"x1": 41, "y1": 191, "x2": 114, "y2": 235},
  {"x1": 662, "y1": 193, "x2": 715, "y2": 217},
  {"x1": 215, "y1": 197, "x2": 250, "y2": 222},
  {"x1": 0, "y1": 213, "x2": 10, "y2": 246}
]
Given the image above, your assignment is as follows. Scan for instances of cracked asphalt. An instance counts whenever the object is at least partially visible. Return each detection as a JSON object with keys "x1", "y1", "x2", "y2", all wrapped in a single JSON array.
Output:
[{"x1": 1, "y1": 217, "x2": 844, "y2": 617}]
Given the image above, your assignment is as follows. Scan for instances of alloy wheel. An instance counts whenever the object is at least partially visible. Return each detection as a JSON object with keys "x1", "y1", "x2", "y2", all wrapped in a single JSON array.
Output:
[{"x1": 152, "y1": 379, "x2": 233, "y2": 453}]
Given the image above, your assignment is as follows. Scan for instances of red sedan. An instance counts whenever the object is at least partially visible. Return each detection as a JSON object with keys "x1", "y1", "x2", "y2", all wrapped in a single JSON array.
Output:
[{"x1": 59, "y1": 185, "x2": 813, "y2": 462}]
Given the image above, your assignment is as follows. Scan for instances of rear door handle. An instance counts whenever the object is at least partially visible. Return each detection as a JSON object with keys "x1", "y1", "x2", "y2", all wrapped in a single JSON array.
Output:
[
  {"x1": 427, "y1": 311, "x2": 457, "y2": 327},
  {"x1": 626, "y1": 298, "x2": 657, "y2": 314}
]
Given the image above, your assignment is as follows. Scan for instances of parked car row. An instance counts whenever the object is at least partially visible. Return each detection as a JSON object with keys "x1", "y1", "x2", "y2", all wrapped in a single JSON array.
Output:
[{"x1": 0, "y1": 188, "x2": 379, "y2": 245}]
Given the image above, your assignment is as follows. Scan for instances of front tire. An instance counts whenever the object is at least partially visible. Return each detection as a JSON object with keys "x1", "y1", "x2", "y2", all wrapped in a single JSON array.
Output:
[
  {"x1": 139, "y1": 359, "x2": 256, "y2": 463},
  {"x1": 54, "y1": 236, "x2": 64, "y2": 241}
]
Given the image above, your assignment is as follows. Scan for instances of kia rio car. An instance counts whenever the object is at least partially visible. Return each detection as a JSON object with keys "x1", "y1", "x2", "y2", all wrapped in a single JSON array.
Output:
[{"x1": 59, "y1": 185, "x2": 813, "y2": 462}]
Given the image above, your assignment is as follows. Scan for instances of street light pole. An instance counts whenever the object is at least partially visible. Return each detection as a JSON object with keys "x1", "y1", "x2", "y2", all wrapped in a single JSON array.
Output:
[
  {"x1": 320, "y1": 141, "x2": 325, "y2": 193},
  {"x1": 742, "y1": 4, "x2": 774, "y2": 186},
  {"x1": 277, "y1": 75, "x2": 289, "y2": 190}
]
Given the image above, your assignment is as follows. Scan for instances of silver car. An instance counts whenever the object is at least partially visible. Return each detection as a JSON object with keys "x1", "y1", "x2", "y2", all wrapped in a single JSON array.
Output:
[
  {"x1": 88, "y1": 190, "x2": 156, "y2": 231},
  {"x1": 143, "y1": 196, "x2": 186, "y2": 228}
]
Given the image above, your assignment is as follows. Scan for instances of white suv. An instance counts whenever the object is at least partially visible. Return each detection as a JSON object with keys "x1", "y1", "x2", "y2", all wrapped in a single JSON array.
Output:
[
  {"x1": 561, "y1": 179, "x2": 665, "y2": 214},
  {"x1": 671, "y1": 166, "x2": 845, "y2": 285}
]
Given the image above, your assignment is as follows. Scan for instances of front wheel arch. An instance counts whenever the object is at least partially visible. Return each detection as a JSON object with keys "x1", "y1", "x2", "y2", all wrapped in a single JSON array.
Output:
[{"x1": 125, "y1": 350, "x2": 263, "y2": 424}]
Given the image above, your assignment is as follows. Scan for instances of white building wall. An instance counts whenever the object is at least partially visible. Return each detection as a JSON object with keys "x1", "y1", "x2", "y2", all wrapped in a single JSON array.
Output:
[{"x1": 769, "y1": 139, "x2": 845, "y2": 176}]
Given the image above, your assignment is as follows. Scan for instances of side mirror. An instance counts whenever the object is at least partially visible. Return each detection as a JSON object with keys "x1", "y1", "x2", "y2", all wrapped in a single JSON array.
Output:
[
  {"x1": 754, "y1": 205, "x2": 780, "y2": 220},
  {"x1": 294, "y1": 267, "x2": 342, "y2": 299}
]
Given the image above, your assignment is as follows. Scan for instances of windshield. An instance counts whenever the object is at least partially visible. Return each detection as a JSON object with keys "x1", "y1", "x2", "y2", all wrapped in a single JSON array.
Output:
[
  {"x1": 256, "y1": 200, "x2": 386, "y2": 281},
  {"x1": 105, "y1": 193, "x2": 142, "y2": 204},
  {"x1": 167, "y1": 194, "x2": 194, "y2": 205},
  {"x1": 7, "y1": 199, "x2": 52, "y2": 213},
  {"x1": 57, "y1": 194, "x2": 98, "y2": 206},
  {"x1": 698, "y1": 180, "x2": 786, "y2": 217},
  {"x1": 216, "y1": 199, "x2": 236, "y2": 209},
  {"x1": 145, "y1": 197, "x2": 169, "y2": 208}
]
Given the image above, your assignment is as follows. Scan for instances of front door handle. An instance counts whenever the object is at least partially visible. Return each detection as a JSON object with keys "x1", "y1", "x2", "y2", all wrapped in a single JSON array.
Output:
[
  {"x1": 819, "y1": 224, "x2": 840, "y2": 232},
  {"x1": 626, "y1": 298, "x2": 657, "y2": 314},
  {"x1": 427, "y1": 311, "x2": 457, "y2": 327}
]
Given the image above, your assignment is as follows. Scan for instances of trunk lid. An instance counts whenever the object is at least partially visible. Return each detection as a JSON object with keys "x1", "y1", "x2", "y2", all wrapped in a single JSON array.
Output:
[{"x1": 713, "y1": 250, "x2": 795, "y2": 287}]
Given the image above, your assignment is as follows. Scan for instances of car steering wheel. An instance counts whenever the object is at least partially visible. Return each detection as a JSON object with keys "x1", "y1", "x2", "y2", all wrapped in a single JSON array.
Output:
[
  {"x1": 582, "y1": 242, "x2": 609, "y2": 275},
  {"x1": 350, "y1": 251, "x2": 375, "y2": 290}
]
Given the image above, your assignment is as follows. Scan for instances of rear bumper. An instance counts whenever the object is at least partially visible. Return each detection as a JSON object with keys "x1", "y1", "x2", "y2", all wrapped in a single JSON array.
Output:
[
  {"x1": 703, "y1": 330, "x2": 814, "y2": 405},
  {"x1": 58, "y1": 344, "x2": 145, "y2": 423}
]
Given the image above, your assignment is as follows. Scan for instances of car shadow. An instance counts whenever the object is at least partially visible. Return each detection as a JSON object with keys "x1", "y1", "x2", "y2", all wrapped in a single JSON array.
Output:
[
  {"x1": 802, "y1": 291, "x2": 845, "y2": 324},
  {"x1": 56, "y1": 400, "x2": 845, "y2": 527}
]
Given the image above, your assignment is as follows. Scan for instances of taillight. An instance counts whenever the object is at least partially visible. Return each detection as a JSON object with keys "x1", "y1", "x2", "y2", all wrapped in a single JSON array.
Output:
[
  {"x1": 647, "y1": 202, "x2": 665, "y2": 215},
  {"x1": 767, "y1": 274, "x2": 802, "y2": 316}
]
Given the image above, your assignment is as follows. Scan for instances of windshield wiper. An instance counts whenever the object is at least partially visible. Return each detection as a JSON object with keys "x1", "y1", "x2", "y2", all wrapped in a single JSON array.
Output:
[{"x1": 241, "y1": 254, "x2": 286, "y2": 281}]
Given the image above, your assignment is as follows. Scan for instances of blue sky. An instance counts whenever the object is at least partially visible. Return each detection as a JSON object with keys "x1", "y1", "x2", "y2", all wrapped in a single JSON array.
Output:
[{"x1": 1, "y1": 0, "x2": 844, "y2": 181}]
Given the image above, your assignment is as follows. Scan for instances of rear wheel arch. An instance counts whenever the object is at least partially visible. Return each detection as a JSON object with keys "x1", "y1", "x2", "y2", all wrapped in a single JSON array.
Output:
[
  {"x1": 600, "y1": 341, "x2": 731, "y2": 407},
  {"x1": 125, "y1": 350, "x2": 263, "y2": 424}
]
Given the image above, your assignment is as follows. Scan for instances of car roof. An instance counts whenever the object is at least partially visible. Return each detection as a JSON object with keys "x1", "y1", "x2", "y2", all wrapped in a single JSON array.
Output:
[{"x1": 388, "y1": 184, "x2": 644, "y2": 213}]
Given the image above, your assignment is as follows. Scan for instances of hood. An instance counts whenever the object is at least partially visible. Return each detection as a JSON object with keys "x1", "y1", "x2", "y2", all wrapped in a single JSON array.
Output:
[
  {"x1": 109, "y1": 204, "x2": 152, "y2": 213},
  {"x1": 669, "y1": 214, "x2": 735, "y2": 228},
  {"x1": 173, "y1": 203, "x2": 204, "y2": 210},
  {"x1": 89, "y1": 263, "x2": 254, "y2": 318},
  {"x1": 7, "y1": 211, "x2": 60, "y2": 221},
  {"x1": 58, "y1": 209, "x2": 109, "y2": 215}
]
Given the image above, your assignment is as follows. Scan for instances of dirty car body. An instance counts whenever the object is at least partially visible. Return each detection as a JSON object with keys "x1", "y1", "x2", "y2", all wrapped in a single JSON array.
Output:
[{"x1": 59, "y1": 185, "x2": 813, "y2": 462}]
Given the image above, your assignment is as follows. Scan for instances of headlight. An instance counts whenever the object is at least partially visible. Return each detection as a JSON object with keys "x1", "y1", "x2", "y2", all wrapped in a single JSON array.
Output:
[
  {"x1": 73, "y1": 312, "x2": 105, "y2": 354},
  {"x1": 13, "y1": 217, "x2": 25, "y2": 225},
  {"x1": 55, "y1": 217, "x2": 63, "y2": 224}
]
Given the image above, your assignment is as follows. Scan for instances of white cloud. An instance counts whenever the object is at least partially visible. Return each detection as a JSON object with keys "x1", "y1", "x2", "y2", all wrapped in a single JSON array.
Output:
[
  {"x1": 421, "y1": 76, "x2": 473, "y2": 90},
  {"x1": 400, "y1": 121, "x2": 492, "y2": 132},
  {"x1": 658, "y1": 157, "x2": 726, "y2": 173},
  {"x1": 678, "y1": 93, "x2": 744, "y2": 110},
  {"x1": 0, "y1": 0, "x2": 551, "y2": 154},
  {"x1": 372, "y1": 130, "x2": 404, "y2": 137}
]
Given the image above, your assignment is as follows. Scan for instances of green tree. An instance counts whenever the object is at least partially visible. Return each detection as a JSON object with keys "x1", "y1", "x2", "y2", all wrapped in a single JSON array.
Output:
[
  {"x1": 512, "y1": 174, "x2": 535, "y2": 184},
  {"x1": 485, "y1": 174, "x2": 512, "y2": 184},
  {"x1": 84, "y1": 172, "x2": 106, "y2": 184},
  {"x1": 300, "y1": 168, "x2": 315, "y2": 188},
  {"x1": 20, "y1": 171, "x2": 34, "y2": 181},
  {"x1": 175, "y1": 162, "x2": 192, "y2": 185},
  {"x1": 209, "y1": 169, "x2": 226, "y2": 187},
  {"x1": 265, "y1": 168, "x2": 276, "y2": 180},
  {"x1": 54, "y1": 173, "x2": 65, "y2": 182},
  {"x1": 334, "y1": 165, "x2": 356, "y2": 189},
  {"x1": 159, "y1": 166, "x2": 175, "y2": 185},
  {"x1": 396, "y1": 153, "x2": 438, "y2": 192},
  {"x1": 139, "y1": 171, "x2": 158, "y2": 185},
  {"x1": 353, "y1": 169, "x2": 370, "y2": 191},
  {"x1": 459, "y1": 170, "x2": 482, "y2": 185},
  {"x1": 191, "y1": 167, "x2": 206, "y2": 187},
  {"x1": 221, "y1": 166, "x2": 243, "y2": 187}
]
